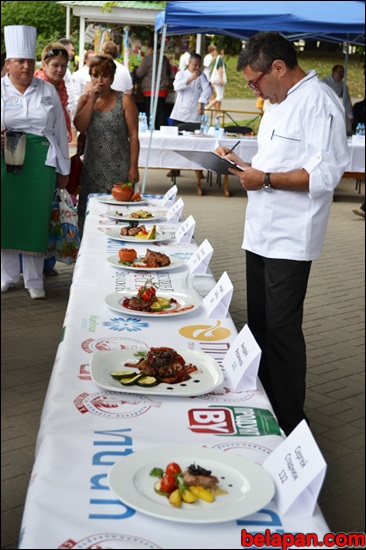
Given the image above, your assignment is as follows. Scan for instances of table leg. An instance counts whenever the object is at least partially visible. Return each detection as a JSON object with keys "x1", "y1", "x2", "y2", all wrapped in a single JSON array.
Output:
[{"x1": 224, "y1": 175, "x2": 230, "y2": 197}]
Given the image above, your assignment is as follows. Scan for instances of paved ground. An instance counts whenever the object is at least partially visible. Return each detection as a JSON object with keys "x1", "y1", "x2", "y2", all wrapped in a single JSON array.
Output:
[{"x1": 1, "y1": 171, "x2": 365, "y2": 548}]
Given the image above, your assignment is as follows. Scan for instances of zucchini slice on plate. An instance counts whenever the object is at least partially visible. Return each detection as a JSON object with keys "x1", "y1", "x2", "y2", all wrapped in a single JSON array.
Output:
[
  {"x1": 110, "y1": 370, "x2": 138, "y2": 380},
  {"x1": 136, "y1": 376, "x2": 159, "y2": 387},
  {"x1": 120, "y1": 374, "x2": 143, "y2": 386}
]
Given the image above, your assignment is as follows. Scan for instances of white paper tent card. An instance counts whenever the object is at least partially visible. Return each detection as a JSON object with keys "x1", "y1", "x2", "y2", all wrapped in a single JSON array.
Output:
[
  {"x1": 162, "y1": 184, "x2": 178, "y2": 206},
  {"x1": 166, "y1": 197, "x2": 184, "y2": 222},
  {"x1": 188, "y1": 239, "x2": 213, "y2": 275},
  {"x1": 222, "y1": 324, "x2": 261, "y2": 391},
  {"x1": 203, "y1": 271, "x2": 233, "y2": 318},
  {"x1": 175, "y1": 215, "x2": 196, "y2": 245},
  {"x1": 262, "y1": 420, "x2": 327, "y2": 517}
]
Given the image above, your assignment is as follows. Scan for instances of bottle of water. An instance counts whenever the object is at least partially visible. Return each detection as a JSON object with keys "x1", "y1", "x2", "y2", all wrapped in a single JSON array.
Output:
[
  {"x1": 355, "y1": 123, "x2": 362, "y2": 135},
  {"x1": 140, "y1": 113, "x2": 147, "y2": 133},
  {"x1": 200, "y1": 114, "x2": 206, "y2": 134},
  {"x1": 204, "y1": 115, "x2": 210, "y2": 135},
  {"x1": 361, "y1": 123, "x2": 365, "y2": 136},
  {"x1": 138, "y1": 113, "x2": 143, "y2": 133},
  {"x1": 214, "y1": 116, "x2": 220, "y2": 137},
  {"x1": 149, "y1": 113, "x2": 155, "y2": 131}
]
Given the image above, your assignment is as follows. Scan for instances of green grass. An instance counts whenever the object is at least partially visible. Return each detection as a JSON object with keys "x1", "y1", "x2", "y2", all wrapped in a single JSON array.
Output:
[{"x1": 224, "y1": 52, "x2": 365, "y2": 99}]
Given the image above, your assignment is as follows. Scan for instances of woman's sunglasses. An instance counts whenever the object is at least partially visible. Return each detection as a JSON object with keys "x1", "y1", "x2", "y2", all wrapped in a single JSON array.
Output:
[{"x1": 44, "y1": 49, "x2": 68, "y2": 60}]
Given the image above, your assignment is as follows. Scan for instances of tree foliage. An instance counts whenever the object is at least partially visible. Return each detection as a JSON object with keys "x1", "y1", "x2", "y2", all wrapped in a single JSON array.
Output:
[{"x1": 1, "y1": 1, "x2": 79, "y2": 57}]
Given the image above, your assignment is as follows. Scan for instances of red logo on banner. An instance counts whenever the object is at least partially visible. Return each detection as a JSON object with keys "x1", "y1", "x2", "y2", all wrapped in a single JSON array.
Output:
[{"x1": 188, "y1": 408, "x2": 235, "y2": 434}]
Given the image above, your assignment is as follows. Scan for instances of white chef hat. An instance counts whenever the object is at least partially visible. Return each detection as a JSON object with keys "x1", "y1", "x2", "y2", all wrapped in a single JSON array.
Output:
[{"x1": 4, "y1": 25, "x2": 37, "y2": 60}]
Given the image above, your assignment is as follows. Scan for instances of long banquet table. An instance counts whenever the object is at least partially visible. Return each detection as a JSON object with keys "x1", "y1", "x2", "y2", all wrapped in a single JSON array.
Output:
[
  {"x1": 19, "y1": 193, "x2": 331, "y2": 549},
  {"x1": 139, "y1": 131, "x2": 365, "y2": 196}
]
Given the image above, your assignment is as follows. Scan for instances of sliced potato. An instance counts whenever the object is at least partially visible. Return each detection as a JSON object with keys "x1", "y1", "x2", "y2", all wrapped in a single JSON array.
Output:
[
  {"x1": 188, "y1": 485, "x2": 215, "y2": 503},
  {"x1": 168, "y1": 488, "x2": 182, "y2": 507},
  {"x1": 181, "y1": 488, "x2": 198, "y2": 503}
]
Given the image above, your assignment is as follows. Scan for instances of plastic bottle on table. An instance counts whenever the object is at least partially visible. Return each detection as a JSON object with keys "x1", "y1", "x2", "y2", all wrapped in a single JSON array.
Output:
[
  {"x1": 140, "y1": 113, "x2": 148, "y2": 133},
  {"x1": 214, "y1": 116, "x2": 220, "y2": 137}
]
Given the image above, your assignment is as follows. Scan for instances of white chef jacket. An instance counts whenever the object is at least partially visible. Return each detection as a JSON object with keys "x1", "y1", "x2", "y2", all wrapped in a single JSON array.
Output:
[
  {"x1": 72, "y1": 64, "x2": 91, "y2": 107},
  {"x1": 111, "y1": 61, "x2": 133, "y2": 93},
  {"x1": 170, "y1": 69, "x2": 212, "y2": 123},
  {"x1": 244, "y1": 70, "x2": 350, "y2": 261},
  {"x1": 1, "y1": 75, "x2": 70, "y2": 175},
  {"x1": 64, "y1": 66, "x2": 77, "y2": 116}
]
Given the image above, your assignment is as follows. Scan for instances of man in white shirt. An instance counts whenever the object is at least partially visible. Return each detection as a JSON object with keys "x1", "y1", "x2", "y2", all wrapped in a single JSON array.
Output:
[
  {"x1": 203, "y1": 44, "x2": 216, "y2": 81},
  {"x1": 101, "y1": 41, "x2": 133, "y2": 94},
  {"x1": 322, "y1": 64, "x2": 354, "y2": 134},
  {"x1": 59, "y1": 38, "x2": 77, "y2": 116},
  {"x1": 72, "y1": 50, "x2": 95, "y2": 107},
  {"x1": 215, "y1": 32, "x2": 349, "y2": 436},
  {"x1": 170, "y1": 53, "x2": 212, "y2": 124},
  {"x1": 178, "y1": 51, "x2": 190, "y2": 71}
]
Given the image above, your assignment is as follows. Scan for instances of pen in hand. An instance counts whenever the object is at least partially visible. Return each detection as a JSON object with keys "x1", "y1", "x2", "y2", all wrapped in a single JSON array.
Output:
[{"x1": 225, "y1": 140, "x2": 241, "y2": 156}]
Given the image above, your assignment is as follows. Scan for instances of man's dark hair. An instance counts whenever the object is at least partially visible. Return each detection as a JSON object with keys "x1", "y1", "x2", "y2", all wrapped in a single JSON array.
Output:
[
  {"x1": 237, "y1": 32, "x2": 298, "y2": 72},
  {"x1": 59, "y1": 38, "x2": 74, "y2": 47},
  {"x1": 189, "y1": 53, "x2": 202, "y2": 62}
]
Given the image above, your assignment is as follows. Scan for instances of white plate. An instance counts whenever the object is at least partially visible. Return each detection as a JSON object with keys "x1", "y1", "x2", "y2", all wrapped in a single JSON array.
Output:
[
  {"x1": 106, "y1": 254, "x2": 185, "y2": 272},
  {"x1": 97, "y1": 195, "x2": 150, "y2": 206},
  {"x1": 105, "y1": 227, "x2": 174, "y2": 243},
  {"x1": 90, "y1": 349, "x2": 224, "y2": 396},
  {"x1": 105, "y1": 291, "x2": 200, "y2": 317},
  {"x1": 105, "y1": 209, "x2": 166, "y2": 222},
  {"x1": 108, "y1": 444, "x2": 275, "y2": 523}
]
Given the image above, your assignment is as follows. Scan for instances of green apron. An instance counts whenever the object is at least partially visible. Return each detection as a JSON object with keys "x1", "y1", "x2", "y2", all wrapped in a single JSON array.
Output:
[{"x1": 1, "y1": 133, "x2": 55, "y2": 255}]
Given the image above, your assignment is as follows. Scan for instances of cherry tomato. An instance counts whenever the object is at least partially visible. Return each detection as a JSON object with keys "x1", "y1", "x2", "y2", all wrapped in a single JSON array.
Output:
[
  {"x1": 166, "y1": 462, "x2": 182, "y2": 476},
  {"x1": 160, "y1": 474, "x2": 177, "y2": 494},
  {"x1": 150, "y1": 286, "x2": 156, "y2": 296},
  {"x1": 140, "y1": 290, "x2": 152, "y2": 301}
]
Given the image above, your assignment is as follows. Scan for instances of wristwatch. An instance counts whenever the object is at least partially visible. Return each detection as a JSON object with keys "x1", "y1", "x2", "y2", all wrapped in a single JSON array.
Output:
[{"x1": 263, "y1": 173, "x2": 273, "y2": 192}]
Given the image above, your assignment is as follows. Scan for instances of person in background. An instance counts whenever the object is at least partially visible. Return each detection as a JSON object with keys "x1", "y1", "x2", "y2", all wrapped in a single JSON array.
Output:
[
  {"x1": 74, "y1": 54, "x2": 139, "y2": 236},
  {"x1": 170, "y1": 53, "x2": 212, "y2": 125},
  {"x1": 135, "y1": 41, "x2": 172, "y2": 130},
  {"x1": 178, "y1": 50, "x2": 191, "y2": 71},
  {"x1": 322, "y1": 65, "x2": 354, "y2": 134},
  {"x1": 352, "y1": 200, "x2": 365, "y2": 219},
  {"x1": 1, "y1": 26, "x2": 70, "y2": 299},
  {"x1": 215, "y1": 32, "x2": 350, "y2": 436},
  {"x1": 205, "y1": 48, "x2": 227, "y2": 117},
  {"x1": 34, "y1": 42, "x2": 73, "y2": 277},
  {"x1": 101, "y1": 41, "x2": 133, "y2": 95},
  {"x1": 59, "y1": 38, "x2": 77, "y2": 145},
  {"x1": 203, "y1": 44, "x2": 216, "y2": 82},
  {"x1": 72, "y1": 49, "x2": 96, "y2": 106}
]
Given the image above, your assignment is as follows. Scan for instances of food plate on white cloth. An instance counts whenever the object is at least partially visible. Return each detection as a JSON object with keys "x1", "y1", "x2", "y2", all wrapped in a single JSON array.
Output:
[
  {"x1": 105, "y1": 208, "x2": 167, "y2": 224},
  {"x1": 97, "y1": 195, "x2": 150, "y2": 206},
  {"x1": 105, "y1": 227, "x2": 174, "y2": 243},
  {"x1": 90, "y1": 349, "x2": 224, "y2": 396},
  {"x1": 104, "y1": 291, "x2": 200, "y2": 317},
  {"x1": 107, "y1": 254, "x2": 185, "y2": 271},
  {"x1": 108, "y1": 444, "x2": 275, "y2": 523}
]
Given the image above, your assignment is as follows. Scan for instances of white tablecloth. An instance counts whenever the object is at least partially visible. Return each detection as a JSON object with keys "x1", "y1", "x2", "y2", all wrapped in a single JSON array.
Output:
[
  {"x1": 139, "y1": 131, "x2": 365, "y2": 173},
  {"x1": 19, "y1": 195, "x2": 330, "y2": 549}
]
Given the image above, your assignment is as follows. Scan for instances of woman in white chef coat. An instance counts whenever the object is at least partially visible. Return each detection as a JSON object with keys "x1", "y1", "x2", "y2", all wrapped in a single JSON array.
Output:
[{"x1": 1, "y1": 26, "x2": 70, "y2": 300}]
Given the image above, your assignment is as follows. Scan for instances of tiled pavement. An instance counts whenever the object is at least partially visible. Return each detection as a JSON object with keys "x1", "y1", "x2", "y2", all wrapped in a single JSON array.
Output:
[{"x1": 1, "y1": 172, "x2": 365, "y2": 548}]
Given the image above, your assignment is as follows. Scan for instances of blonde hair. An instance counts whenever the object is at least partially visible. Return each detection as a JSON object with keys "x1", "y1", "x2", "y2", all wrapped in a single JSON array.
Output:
[{"x1": 41, "y1": 42, "x2": 69, "y2": 63}]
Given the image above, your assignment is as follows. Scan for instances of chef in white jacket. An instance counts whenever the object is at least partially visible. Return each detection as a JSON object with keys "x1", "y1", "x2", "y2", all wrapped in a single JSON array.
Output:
[
  {"x1": 170, "y1": 53, "x2": 212, "y2": 124},
  {"x1": 215, "y1": 32, "x2": 350, "y2": 437}
]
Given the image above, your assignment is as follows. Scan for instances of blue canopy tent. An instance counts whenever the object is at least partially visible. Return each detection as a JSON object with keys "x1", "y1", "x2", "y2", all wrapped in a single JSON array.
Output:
[{"x1": 141, "y1": 1, "x2": 365, "y2": 191}]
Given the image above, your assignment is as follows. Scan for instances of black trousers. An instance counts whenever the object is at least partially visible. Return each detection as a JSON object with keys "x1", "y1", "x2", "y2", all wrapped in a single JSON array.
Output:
[
  {"x1": 143, "y1": 96, "x2": 167, "y2": 130},
  {"x1": 246, "y1": 250, "x2": 312, "y2": 436}
]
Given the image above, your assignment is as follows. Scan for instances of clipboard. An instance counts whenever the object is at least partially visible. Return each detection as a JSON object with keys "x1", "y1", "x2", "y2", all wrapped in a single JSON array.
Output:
[{"x1": 174, "y1": 150, "x2": 245, "y2": 175}]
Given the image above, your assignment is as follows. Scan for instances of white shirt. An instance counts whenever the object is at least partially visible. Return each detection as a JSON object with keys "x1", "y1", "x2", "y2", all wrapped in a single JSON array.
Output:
[
  {"x1": 322, "y1": 75, "x2": 353, "y2": 120},
  {"x1": 178, "y1": 52, "x2": 190, "y2": 71},
  {"x1": 203, "y1": 53, "x2": 213, "y2": 81},
  {"x1": 111, "y1": 60, "x2": 133, "y2": 93},
  {"x1": 63, "y1": 66, "x2": 77, "y2": 116},
  {"x1": 170, "y1": 69, "x2": 212, "y2": 123},
  {"x1": 72, "y1": 64, "x2": 91, "y2": 107},
  {"x1": 1, "y1": 75, "x2": 70, "y2": 175},
  {"x1": 244, "y1": 70, "x2": 350, "y2": 261}
]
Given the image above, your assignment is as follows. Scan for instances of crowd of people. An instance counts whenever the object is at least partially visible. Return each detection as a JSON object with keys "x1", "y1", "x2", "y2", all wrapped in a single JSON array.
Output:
[{"x1": 1, "y1": 25, "x2": 364, "y2": 437}]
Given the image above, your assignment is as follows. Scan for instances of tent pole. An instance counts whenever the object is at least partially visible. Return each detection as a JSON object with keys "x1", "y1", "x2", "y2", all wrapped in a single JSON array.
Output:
[
  {"x1": 142, "y1": 25, "x2": 167, "y2": 193},
  {"x1": 343, "y1": 40, "x2": 349, "y2": 110},
  {"x1": 66, "y1": 7, "x2": 71, "y2": 39},
  {"x1": 79, "y1": 16, "x2": 85, "y2": 70}
]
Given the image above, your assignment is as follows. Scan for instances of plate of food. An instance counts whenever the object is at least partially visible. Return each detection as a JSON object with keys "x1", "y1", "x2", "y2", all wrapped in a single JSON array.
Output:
[
  {"x1": 108, "y1": 444, "x2": 275, "y2": 523},
  {"x1": 97, "y1": 195, "x2": 150, "y2": 206},
  {"x1": 105, "y1": 208, "x2": 166, "y2": 223},
  {"x1": 107, "y1": 249, "x2": 185, "y2": 271},
  {"x1": 105, "y1": 225, "x2": 174, "y2": 243},
  {"x1": 105, "y1": 280, "x2": 200, "y2": 317},
  {"x1": 90, "y1": 347, "x2": 224, "y2": 396}
]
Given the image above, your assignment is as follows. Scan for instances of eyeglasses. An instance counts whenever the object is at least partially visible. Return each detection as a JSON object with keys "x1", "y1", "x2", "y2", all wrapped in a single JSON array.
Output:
[
  {"x1": 44, "y1": 49, "x2": 68, "y2": 60},
  {"x1": 247, "y1": 62, "x2": 273, "y2": 91}
]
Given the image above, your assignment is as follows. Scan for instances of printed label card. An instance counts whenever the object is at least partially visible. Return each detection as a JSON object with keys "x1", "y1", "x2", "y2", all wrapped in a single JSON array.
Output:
[
  {"x1": 162, "y1": 185, "x2": 178, "y2": 206},
  {"x1": 187, "y1": 239, "x2": 213, "y2": 275},
  {"x1": 222, "y1": 324, "x2": 261, "y2": 391},
  {"x1": 175, "y1": 215, "x2": 196, "y2": 245},
  {"x1": 166, "y1": 197, "x2": 184, "y2": 222},
  {"x1": 262, "y1": 420, "x2": 327, "y2": 517},
  {"x1": 203, "y1": 271, "x2": 233, "y2": 318}
]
